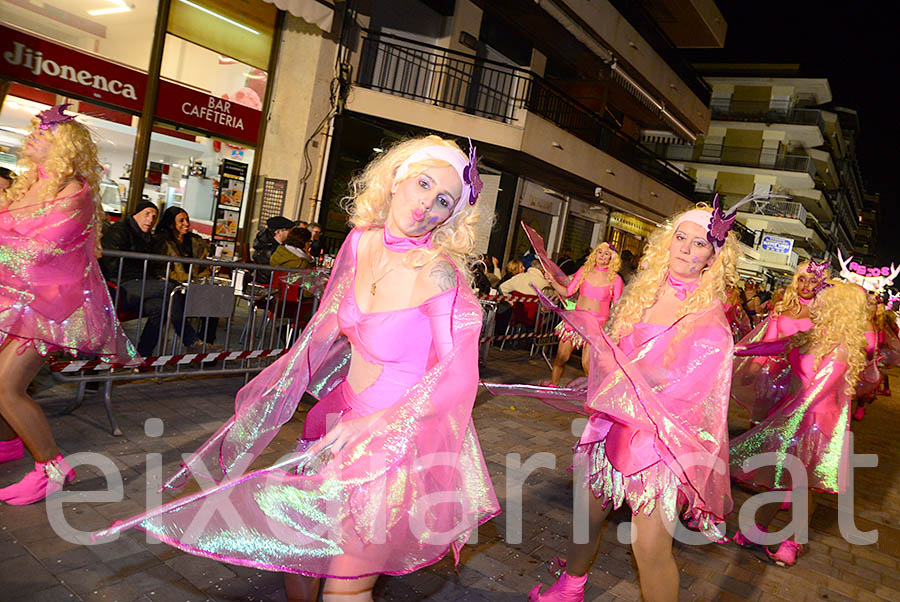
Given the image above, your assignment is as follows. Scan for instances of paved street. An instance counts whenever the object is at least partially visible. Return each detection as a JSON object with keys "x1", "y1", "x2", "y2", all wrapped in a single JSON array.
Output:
[{"x1": 1, "y1": 349, "x2": 899, "y2": 601}]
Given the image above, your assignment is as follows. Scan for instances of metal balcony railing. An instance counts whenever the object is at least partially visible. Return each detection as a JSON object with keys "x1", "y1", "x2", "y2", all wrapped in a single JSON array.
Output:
[
  {"x1": 352, "y1": 30, "x2": 697, "y2": 197},
  {"x1": 658, "y1": 143, "x2": 817, "y2": 177},
  {"x1": 732, "y1": 220, "x2": 757, "y2": 247},
  {"x1": 742, "y1": 198, "x2": 808, "y2": 223},
  {"x1": 710, "y1": 100, "x2": 825, "y2": 131}
]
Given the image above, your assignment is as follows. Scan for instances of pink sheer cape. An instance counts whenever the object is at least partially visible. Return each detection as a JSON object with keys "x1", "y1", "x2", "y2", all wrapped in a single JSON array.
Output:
[
  {"x1": 0, "y1": 181, "x2": 138, "y2": 363},
  {"x1": 94, "y1": 227, "x2": 499, "y2": 578},
  {"x1": 731, "y1": 315, "x2": 813, "y2": 423},
  {"x1": 516, "y1": 291, "x2": 734, "y2": 539},
  {"x1": 730, "y1": 349, "x2": 851, "y2": 494}
]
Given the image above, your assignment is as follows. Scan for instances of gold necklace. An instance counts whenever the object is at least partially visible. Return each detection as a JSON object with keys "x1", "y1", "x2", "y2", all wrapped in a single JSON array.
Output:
[{"x1": 370, "y1": 243, "x2": 402, "y2": 295}]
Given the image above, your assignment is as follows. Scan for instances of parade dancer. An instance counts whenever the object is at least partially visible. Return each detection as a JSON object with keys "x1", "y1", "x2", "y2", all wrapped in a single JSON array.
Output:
[
  {"x1": 528, "y1": 195, "x2": 750, "y2": 602},
  {"x1": 545, "y1": 241, "x2": 623, "y2": 386},
  {"x1": 730, "y1": 280, "x2": 868, "y2": 567},
  {"x1": 94, "y1": 136, "x2": 499, "y2": 602},
  {"x1": 0, "y1": 105, "x2": 138, "y2": 505},
  {"x1": 732, "y1": 260, "x2": 830, "y2": 425}
]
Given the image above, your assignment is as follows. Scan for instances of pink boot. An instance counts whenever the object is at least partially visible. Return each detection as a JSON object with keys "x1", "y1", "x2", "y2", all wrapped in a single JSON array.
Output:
[
  {"x1": 529, "y1": 572, "x2": 587, "y2": 601},
  {"x1": 853, "y1": 405, "x2": 866, "y2": 421},
  {"x1": 733, "y1": 524, "x2": 769, "y2": 548},
  {"x1": 0, "y1": 438, "x2": 24, "y2": 463},
  {"x1": 767, "y1": 539, "x2": 802, "y2": 567},
  {"x1": 0, "y1": 454, "x2": 74, "y2": 505}
]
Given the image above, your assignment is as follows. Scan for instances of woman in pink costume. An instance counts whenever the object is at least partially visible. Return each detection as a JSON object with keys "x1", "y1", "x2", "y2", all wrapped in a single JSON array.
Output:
[
  {"x1": 724, "y1": 284, "x2": 751, "y2": 341},
  {"x1": 730, "y1": 280, "x2": 868, "y2": 567},
  {"x1": 0, "y1": 105, "x2": 138, "y2": 505},
  {"x1": 94, "y1": 136, "x2": 499, "y2": 601},
  {"x1": 529, "y1": 198, "x2": 744, "y2": 602},
  {"x1": 731, "y1": 260, "x2": 830, "y2": 425},
  {"x1": 546, "y1": 242, "x2": 623, "y2": 386},
  {"x1": 853, "y1": 293, "x2": 888, "y2": 421}
]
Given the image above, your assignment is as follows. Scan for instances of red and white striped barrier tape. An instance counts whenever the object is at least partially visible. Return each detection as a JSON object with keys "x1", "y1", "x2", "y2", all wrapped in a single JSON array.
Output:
[
  {"x1": 475, "y1": 292, "x2": 543, "y2": 305},
  {"x1": 49, "y1": 348, "x2": 286, "y2": 373}
]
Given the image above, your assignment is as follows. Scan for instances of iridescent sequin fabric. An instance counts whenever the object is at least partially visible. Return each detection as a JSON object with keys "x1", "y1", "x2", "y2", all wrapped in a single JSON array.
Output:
[{"x1": 0, "y1": 181, "x2": 138, "y2": 363}]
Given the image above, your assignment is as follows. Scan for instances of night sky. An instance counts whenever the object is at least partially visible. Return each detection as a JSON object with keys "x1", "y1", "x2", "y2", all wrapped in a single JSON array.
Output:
[{"x1": 686, "y1": 1, "x2": 898, "y2": 263}]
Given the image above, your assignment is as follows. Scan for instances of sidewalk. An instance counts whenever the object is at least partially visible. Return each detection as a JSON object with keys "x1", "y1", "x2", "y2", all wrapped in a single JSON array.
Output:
[{"x1": 1, "y1": 349, "x2": 898, "y2": 601}]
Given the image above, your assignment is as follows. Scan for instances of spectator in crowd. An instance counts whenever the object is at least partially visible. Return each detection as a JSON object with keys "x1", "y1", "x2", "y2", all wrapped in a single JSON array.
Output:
[
  {"x1": 252, "y1": 216, "x2": 295, "y2": 266},
  {"x1": 500, "y1": 260, "x2": 549, "y2": 296},
  {"x1": 0, "y1": 167, "x2": 14, "y2": 194},
  {"x1": 152, "y1": 207, "x2": 221, "y2": 348},
  {"x1": 308, "y1": 222, "x2": 323, "y2": 257},
  {"x1": 500, "y1": 259, "x2": 524, "y2": 286},
  {"x1": 744, "y1": 280, "x2": 763, "y2": 325},
  {"x1": 295, "y1": 219, "x2": 309, "y2": 230},
  {"x1": 521, "y1": 248, "x2": 536, "y2": 269},
  {"x1": 557, "y1": 248, "x2": 577, "y2": 275},
  {"x1": 472, "y1": 261, "x2": 493, "y2": 296},
  {"x1": 100, "y1": 202, "x2": 204, "y2": 355},
  {"x1": 270, "y1": 227, "x2": 313, "y2": 269},
  {"x1": 619, "y1": 249, "x2": 636, "y2": 284}
]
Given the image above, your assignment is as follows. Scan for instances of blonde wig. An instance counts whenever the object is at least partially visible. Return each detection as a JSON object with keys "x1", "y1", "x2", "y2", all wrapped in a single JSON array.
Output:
[
  {"x1": 571, "y1": 242, "x2": 620, "y2": 290},
  {"x1": 773, "y1": 261, "x2": 831, "y2": 316},
  {"x1": 1, "y1": 118, "x2": 105, "y2": 257},
  {"x1": 342, "y1": 135, "x2": 485, "y2": 281},
  {"x1": 794, "y1": 280, "x2": 867, "y2": 394},
  {"x1": 607, "y1": 205, "x2": 740, "y2": 342}
]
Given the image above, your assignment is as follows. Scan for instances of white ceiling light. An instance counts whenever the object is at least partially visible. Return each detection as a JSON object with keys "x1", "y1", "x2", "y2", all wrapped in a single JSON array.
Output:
[
  {"x1": 88, "y1": 1, "x2": 135, "y2": 16},
  {"x1": 178, "y1": 0, "x2": 260, "y2": 35}
]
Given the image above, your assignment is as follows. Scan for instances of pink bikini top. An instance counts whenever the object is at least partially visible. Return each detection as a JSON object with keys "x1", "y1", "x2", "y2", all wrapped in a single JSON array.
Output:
[
  {"x1": 336, "y1": 231, "x2": 455, "y2": 408},
  {"x1": 774, "y1": 315, "x2": 813, "y2": 338},
  {"x1": 566, "y1": 267, "x2": 623, "y2": 305},
  {"x1": 618, "y1": 322, "x2": 669, "y2": 356}
]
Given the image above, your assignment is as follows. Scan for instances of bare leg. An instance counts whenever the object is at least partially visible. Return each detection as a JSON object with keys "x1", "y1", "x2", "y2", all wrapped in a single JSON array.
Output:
[
  {"x1": 580, "y1": 344, "x2": 590, "y2": 377},
  {"x1": 0, "y1": 340, "x2": 58, "y2": 461},
  {"x1": 631, "y1": 507, "x2": 678, "y2": 602},
  {"x1": 551, "y1": 339, "x2": 574, "y2": 386},
  {"x1": 284, "y1": 575, "x2": 321, "y2": 602},
  {"x1": 321, "y1": 574, "x2": 378, "y2": 602},
  {"x1": 563, "y1": 481, "x2": 613, "y2": 576},
  {"x1": 0, "y1": 415, "x2": 15, "y2": 441}
]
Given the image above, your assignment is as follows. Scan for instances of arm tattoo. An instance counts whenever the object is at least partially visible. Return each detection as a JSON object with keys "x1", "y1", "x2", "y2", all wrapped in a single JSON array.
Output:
[{"x1": 429, "y1": 260, "x2": 457, "y2": 292}]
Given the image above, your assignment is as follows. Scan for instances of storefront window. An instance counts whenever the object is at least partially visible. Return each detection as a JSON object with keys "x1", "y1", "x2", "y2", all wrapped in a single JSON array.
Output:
[
  {"x1": 160, "y1": 35, "x2": 267, "y2": 111},
  {"x1": 0, "y1": 0, "x2": 158, "y2": 71},
  {"x1": 561, "y1": 214, "x2": 594, "y2": 259}
]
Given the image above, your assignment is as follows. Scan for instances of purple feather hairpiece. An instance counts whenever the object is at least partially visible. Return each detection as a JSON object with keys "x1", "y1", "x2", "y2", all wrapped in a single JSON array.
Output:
[
  {"x1": 38, "y1": 103, "x2": 76, "y2": 130},
  {"x1": 462, "y1": 138, "x2": 483, "y2": 206},
  {"x1": 806, "y1": 259, "x2": 829, "y2": 280},
  {"x1": 706, "y1": 192, "x2": 791, "y2": 249}
]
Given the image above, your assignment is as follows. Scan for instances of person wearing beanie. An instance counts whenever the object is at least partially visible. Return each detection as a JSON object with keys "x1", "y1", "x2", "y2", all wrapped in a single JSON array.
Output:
[
  {"x1": 251, "y1": 216, "x2": 296, "y2": 279},
  {"x1": 101, "y1": 201, "x2": 203, "y2": 356}
]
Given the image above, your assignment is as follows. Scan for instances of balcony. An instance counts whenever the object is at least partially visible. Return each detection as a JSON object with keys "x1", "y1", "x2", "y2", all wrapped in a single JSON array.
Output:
[
  {"x1": 710, "y1": 100, "x2": 826, "y2": 131},
  {"x1": 660, "y1": 143, "x2": 817, "y2": 178},
  {"x1": 352, "y1": 31, "x2": 697, "y2": 197},
  {"x1": 743, "y1": 198, "x2": 807, "y2": 223}
]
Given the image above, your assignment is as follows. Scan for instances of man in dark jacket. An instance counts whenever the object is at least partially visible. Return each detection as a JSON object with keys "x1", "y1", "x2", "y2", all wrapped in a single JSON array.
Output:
[
  {"x1": 101, "y1": 202, "x2": 202, "y2": 356},
  {"x1": 252, "y1": 216, "x2": 295, "y2": 265}
]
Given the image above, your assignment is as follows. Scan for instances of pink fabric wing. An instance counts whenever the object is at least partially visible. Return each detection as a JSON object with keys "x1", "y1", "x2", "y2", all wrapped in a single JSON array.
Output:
[
  {"x1": 522, "y1": 222, "x2": 570, "y2": 288},
  {"x1": 539, "y1": 291, "x2": 735, "y2": 536},
  {"x1": 94, "y1": 227, "x2": 500, "y2": 578},
  {"x1": 0, "y1": 182, "x2": 139, "y2": 363}
]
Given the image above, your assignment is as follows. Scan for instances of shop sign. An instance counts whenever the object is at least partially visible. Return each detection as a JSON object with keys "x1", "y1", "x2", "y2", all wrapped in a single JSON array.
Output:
[
  {"x1": 608, "y1": 211, "x2": 655, "y2": 238},
  {"x1": 156, "y1": 80, "x2": 261, "y2": 146},
  {"x1": 1, "y1": 24, "x2": 145, "y2": 113},
  {"x1": 760, "y1": 234, "x2": 793, "y2": 255}
]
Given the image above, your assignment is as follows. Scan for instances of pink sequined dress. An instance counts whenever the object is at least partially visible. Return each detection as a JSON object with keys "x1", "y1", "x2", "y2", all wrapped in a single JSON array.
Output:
[
  {"x1": 731, "y1": 314, "x2": 813, "y2": 423},
  {"x1": 730, "y1": 345, "x2": 851, "y2": 494},
  {"x1": 545, "y1": 296, "x2": 735, "y2": 541},
  {"x1": 855, "y1": 331, "x2": 882, "y2": 402},
  {"x1": 94, "y1": 227, "x2": 500, "y2": 578},
  {"x1": 0, "y1": 180, "x2": 137, "y2": 362}
]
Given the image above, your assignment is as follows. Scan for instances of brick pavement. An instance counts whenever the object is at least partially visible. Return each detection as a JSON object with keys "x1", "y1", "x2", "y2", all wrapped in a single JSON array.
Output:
[{"x1": 1, "y1": 351, "x2": 899, "y2": 601}]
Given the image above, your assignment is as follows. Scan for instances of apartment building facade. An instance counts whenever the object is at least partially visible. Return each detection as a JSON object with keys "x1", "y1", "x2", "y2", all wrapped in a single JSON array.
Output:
[
  {"x1": 277, "y1": 0, "x2": 727, "y2": 263},
  {"x1": 647, "y1": 69, "x2": 868, "y2": 284}
]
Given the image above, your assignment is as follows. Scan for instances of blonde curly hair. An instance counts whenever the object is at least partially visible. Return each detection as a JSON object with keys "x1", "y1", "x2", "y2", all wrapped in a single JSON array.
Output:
[
  {"x1": 773, "y1": 260, "x2": 831, "y2": 316},
  {"x1": 607, "y1": 205, "x2": 740, "y2": 342},
  {"x1": 0, "y1": 117, "x2": 105, "y2": 257},
  {"x1": 793, "y1": 280, "x2": 867, "y2": 395},
  {"x1": 571, "y1": 242, "x2": 620, "y2": 288},
  {"x1": 342, "y1": 135, "x2": 485, "y2": 282}
]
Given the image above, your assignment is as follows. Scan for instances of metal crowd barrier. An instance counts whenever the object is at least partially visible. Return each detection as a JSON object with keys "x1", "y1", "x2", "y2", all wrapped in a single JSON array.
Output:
[{"x1": 49, "y1": 250, "x2": 323, "y2": 435}]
